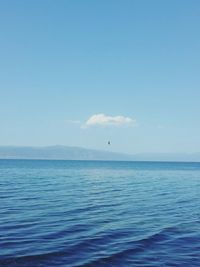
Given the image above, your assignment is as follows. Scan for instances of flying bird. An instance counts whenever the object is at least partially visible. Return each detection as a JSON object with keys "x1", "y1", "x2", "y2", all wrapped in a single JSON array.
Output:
[{"x1": 108, "y1": 141, "x2": 111, "y2": 145}]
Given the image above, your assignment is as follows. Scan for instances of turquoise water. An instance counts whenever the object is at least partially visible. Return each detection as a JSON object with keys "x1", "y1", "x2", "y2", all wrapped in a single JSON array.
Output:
[{"x1": 1, "y1": 160, "x2": 200, "y2": 266}]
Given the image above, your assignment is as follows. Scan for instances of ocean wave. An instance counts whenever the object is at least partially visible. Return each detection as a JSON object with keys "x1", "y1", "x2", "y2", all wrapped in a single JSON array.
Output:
[{"x1": 1, "y1": 160, "x2": 200, "y2": 266}]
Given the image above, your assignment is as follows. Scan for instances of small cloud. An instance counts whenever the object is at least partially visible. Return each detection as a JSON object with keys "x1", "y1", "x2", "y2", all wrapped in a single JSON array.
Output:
[{"x1": 84, "y1": 113, "x2": 136, "y2": 128}]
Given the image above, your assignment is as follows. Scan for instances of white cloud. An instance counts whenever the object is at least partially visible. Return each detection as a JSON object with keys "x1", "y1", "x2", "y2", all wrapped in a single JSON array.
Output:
[{"x1": 84, "y1": 113, "x2": 136, "y2": 127}]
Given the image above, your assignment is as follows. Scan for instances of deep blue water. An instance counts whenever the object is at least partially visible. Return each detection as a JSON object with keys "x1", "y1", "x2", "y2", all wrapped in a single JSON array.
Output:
[{"x1": 1, "y1": 160, "x2": 200, "y2": 267}]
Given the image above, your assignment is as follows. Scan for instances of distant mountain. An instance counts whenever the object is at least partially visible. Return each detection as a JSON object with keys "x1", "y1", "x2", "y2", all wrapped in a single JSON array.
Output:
[
  {"x1": 0, "y1": 146, "x2": 132, "y2": 161},
  {"x1": 0, "y1": 146, "x2": 200, "y2": 162}
]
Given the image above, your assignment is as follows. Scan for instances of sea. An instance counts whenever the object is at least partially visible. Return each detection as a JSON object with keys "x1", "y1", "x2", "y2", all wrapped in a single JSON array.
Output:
[{"x1": 1, "y1": 159, "x2": 200, "y2": 267}]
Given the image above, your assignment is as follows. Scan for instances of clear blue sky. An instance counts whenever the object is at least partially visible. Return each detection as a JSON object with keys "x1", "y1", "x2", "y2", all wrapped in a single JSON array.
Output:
[{"x1": 0, "y1": 0, "x2": 200, "y2": 154}]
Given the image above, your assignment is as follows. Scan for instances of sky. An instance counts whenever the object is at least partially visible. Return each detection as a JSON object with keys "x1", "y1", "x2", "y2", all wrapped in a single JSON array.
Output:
[{"x1": 0, "y1": 0, "x2": 200, "y2": 154}]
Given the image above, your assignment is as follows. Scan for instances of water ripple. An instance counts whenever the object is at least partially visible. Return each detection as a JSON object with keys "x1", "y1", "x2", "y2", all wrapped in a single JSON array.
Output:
[{"x1": 1, "y1": 160, "x2": 200, "y2": 266}]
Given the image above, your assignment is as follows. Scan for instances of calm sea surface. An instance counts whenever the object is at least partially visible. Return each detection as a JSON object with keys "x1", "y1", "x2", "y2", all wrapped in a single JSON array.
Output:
[{"x1": 1, "y1": 160, "x2": 200, "y2": 267}]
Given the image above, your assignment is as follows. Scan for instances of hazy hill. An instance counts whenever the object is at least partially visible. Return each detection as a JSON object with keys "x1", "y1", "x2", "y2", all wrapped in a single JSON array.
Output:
[
  {"x1": 0, "y1": 146, "x2": 200, "y2": 162},
  {"x1": 0, "y1": 146, "x2": 132, "y2": 161}
]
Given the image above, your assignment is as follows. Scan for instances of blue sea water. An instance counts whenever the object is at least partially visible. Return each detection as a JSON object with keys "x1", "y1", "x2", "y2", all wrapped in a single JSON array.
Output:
[{"x1": 1, "y1": 160, "x2": 200, "y2": 267}]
